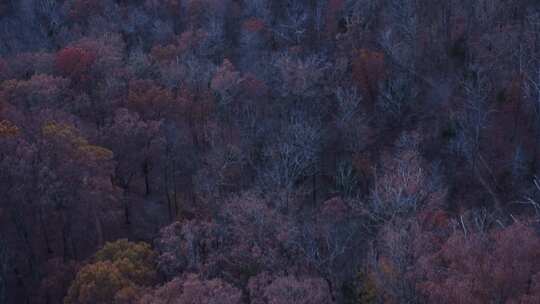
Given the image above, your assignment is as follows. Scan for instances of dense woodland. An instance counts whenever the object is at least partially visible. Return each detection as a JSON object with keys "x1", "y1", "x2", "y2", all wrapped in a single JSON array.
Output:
[{"x1": 1, "y1": 0, "x2": 540, "y2": 303}]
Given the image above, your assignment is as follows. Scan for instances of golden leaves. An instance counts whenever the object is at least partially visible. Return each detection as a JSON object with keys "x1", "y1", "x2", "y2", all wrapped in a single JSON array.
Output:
[
  {"x1": 0, "y1": 119, "x2": 19, "y2": 137},
  {"x1": 65, "y1": 239, "x2": 157, "y2": 304},
  {"x1": 42, "y1": 122, "x2": 114, "y2": 161}
]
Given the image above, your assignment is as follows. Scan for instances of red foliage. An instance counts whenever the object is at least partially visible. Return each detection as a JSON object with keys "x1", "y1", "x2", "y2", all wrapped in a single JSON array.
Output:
[
  {"x1": 55, "y1": 47, "x2": 96, "y2": 79},
  {"x1": 243, "y1": 17, "x2": 266, "y2": 33}
]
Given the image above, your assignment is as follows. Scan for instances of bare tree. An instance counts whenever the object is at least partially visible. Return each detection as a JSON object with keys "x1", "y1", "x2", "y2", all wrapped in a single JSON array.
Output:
[
  {"x1": 454, "y1": 64, "x2": 502, "y2": 209},
  {"x1": 259, "y1": 112, "x2": 321, "y2": 210},
  {"x1": 273, "y1": 0, "x2": 309, "y2": 45}
]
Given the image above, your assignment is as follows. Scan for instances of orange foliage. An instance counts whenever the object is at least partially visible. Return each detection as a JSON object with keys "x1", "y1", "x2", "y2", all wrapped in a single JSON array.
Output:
[
  {"x1": 42, "y1": 121, "x2": 113, "y2": 163},
  {"x1": 65, "y1": 239, "x2": 157, "y2": 304},
  {"x1": 127, "y1": 79, "x2": 174, "y2": 119},
  {"x1": 0, "y1": 119, "x2": 19, "y2": 137}
]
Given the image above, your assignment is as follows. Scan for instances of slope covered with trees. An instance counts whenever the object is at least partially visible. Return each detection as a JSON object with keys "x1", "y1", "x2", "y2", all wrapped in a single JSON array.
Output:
[{"x1": 0, "y1": 1, "x2": 540, "y2": 303}]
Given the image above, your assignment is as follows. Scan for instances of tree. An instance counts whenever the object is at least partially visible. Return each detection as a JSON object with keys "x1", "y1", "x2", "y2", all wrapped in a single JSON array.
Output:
[
  {"x1": 366, "y1": 133, "x2": 445, "y2": 224},
  {"x1": 351, "y1": 49, "x2": 385, "y2": 106},
  {"x1": 64, "y1": 261, "x2": 136, "y2": 304},
  {"x1": 55, "y1": 47, "x2": 96, "y2": 80},
  {"x1": 259, "y1": 113, "x2": 321, "y2": 209},
  {"x1": 155, "y1": 192, "x2": 298, "y2": 284},
  {"x1": 1, "y1": 74, "x2": 69, "y2": 110},
  {"x1": 105, "y1": 108, "x2": 163, "y2": 223},
  {"x1": 210, "y1": 58, "x2": 242, "y2": 106},
  {"x1": 139, "y1": 274, "x2": 243, "y2": 304},
  {"x1": 41, "y1": 120, "x2": 117, "y2": 250},
  {"x1": 273, "y1": 53, "x2": 330, "y2": 99},
  {"x1": 291, "y1": 197, "x2": 362, "y2": 302},
  {"x1": 154, "y1": 220, "x2": 219, "y2": 279},
  {"x1": 216, "y1": 192, "x2": 298, "y2": 279},
  {"x1": 248, "y1": 272, "x2": 334, "y2": 304},
  {"x1": 64, "y1": 239, "x2": 157, "y2": 304},
  {"x1": 94, "y1": 239, "x2": 157, "y2": 286},
  {"x1": 415, "y1": 223, "x2": 540, "y2": 304},
  {"x1": 379, "y1": 0, "x2": 419, "y2": 76},
  {"x1": 127, "y1": 79, "x2": 175, "y2": 120}
]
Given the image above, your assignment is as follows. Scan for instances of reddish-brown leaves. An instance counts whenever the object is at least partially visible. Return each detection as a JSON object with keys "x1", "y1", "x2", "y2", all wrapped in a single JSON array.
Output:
[
  {"x1": 413, "y1": 223, "x2": 540, "y2": 304},
  {"x1": 243, "y1": 17, "x2": 266, "y2": 33},
  {"x1": 127, "y1": 79, "x2": 174, "y2": 119},
  {"x1": 56, "y1": 47, "x2": 96, "y2": 79}
]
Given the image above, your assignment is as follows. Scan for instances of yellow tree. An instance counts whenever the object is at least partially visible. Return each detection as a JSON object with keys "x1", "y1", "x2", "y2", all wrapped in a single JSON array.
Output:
[{"x1": 65, "y1": 239, "x2": 157, "y2": 304}]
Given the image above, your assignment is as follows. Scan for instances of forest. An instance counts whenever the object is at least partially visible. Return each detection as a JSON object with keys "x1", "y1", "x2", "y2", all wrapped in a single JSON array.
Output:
[{"x1": 0, "y1": 0, "x2": 540, "y2": 303}]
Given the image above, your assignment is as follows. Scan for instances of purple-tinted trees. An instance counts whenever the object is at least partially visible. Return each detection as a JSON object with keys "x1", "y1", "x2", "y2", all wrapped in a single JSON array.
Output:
[
  {"x1": 248, "y1": 272, "x2": 334, "y2": 304},
  {"x1": 139, "y1": 274, "x2": 242, "y2": 304}
]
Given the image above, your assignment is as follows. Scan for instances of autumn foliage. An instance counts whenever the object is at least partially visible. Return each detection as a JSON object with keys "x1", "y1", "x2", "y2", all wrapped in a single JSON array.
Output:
[
  {"x1": 64, "y1": 239, "x2": 157, "y2": 304},
  {"x1": 1, "y1": 1, "x2": 540, "y2": 304},
  {"x1": 56, "y1": 47, "x2": 96, "y2": 79}
]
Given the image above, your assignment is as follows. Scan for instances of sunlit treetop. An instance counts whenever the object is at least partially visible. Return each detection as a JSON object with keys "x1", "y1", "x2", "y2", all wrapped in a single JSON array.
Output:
[
  {"x1": 42, "y1": 121, "x2": 113, "y2": 161},
  {"x1": 0, "y1": 119, "x2": 19, "y2": 137}
]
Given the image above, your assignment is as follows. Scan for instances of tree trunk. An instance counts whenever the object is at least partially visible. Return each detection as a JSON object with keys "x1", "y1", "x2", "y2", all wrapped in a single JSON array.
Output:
[
  {"x1": 143, "y1": 161, "x2": 151, "y2": 196},
  {"x1": 38, "y1": 205, "x2": 53, "y2": 254},
  {"x1": 124, "y1": 190, "x2": 131, "y2": 225}
]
